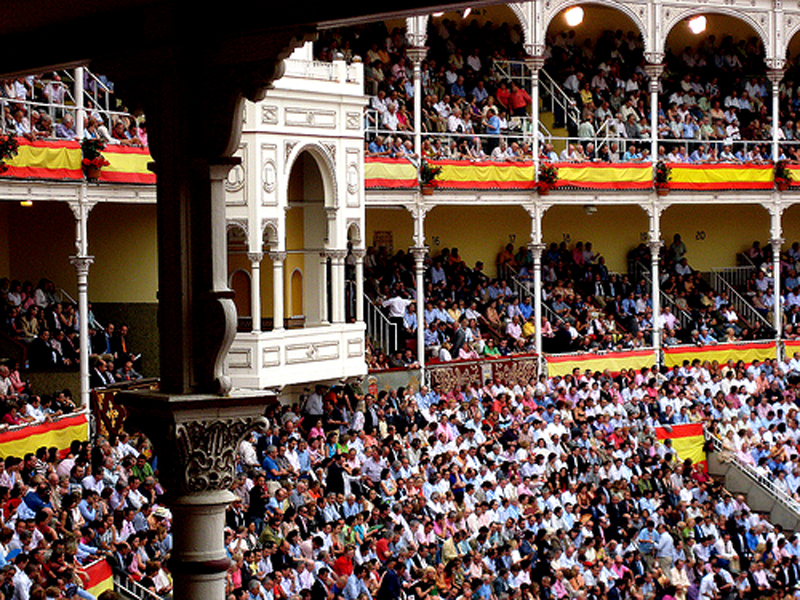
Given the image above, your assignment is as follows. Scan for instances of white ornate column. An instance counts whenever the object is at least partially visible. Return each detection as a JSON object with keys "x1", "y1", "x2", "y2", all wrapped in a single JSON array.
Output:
[
  {"x1": 319, "y1": 252, "x2": 330, "y2": 325},
  {"x1": 646, "y1": 200, "x2": 665, "y2": 366},
  {"x1": 329, "y1": 249, "x2": 348, "y2": 324},
  {"x1": 529, "y1": 242, "x2": 545, "y2": 370},
  {"x1": 68, "y1": 189, "x2": 96, "y2": 408},
  {"x1": 269, "y1": 250, "x2": 286, "y2": 331},
  {"x1": 410, "y1": 246, "x2": 428, "y2": 370},
  {"x1": 768, "y1": 65, "x2": 785, "y2": 161},
  {"x1": 769, "y1": 201, "x2": 785, "y2": 351},
  {"x1": 247, "y1": 252, "x2": 263, "y2": 333},
  {"x1": 407, "y1": 46, "x2": 427, "y2": 159},
  {"x1": 74, "y1": 67, "x2": 85, "y2": 139},
  {"x1": 353, "y1": 248, "x2": 366, "y2": 323},
  {"x1": 645, "y1": 56, "x2": 664, "y2": 161}
]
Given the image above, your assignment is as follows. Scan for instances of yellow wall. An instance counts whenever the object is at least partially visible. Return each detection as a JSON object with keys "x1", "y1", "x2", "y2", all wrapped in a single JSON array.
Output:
[
  {"x1": 543, "y1": 205, "x2": 648, "y2": 273},
  {"x1": 660, "y1": 204, "x2": 769, "y2": 272},
  {"x1": 89, "y1": 203, "x2": 157, "y2": 302},
  {"x1": 365, "y1": 208, "x2": 414, "y2": 257}
]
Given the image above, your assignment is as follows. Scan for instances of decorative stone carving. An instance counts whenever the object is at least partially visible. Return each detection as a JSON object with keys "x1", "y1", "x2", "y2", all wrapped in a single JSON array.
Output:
[
  {"x1": 262, "y1": 105, "x2": 279, "y2": 124},
  {"x1": 263, "y1": 159, "x2": 277, "y2": 193},
  {"x1": 175, "y1": 417, "x2": 264, "y2": 493},
  {"x1": 225, "y1": 162, "x2": 245, "y2": 193}
]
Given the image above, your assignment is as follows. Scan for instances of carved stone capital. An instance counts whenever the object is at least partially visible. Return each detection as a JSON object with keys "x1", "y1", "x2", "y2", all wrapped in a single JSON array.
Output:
[
  {"x1": 70, "y1": 255, "x2": 95, "y2": 275},
  {"x1": 247, "y1": 252, "x2": 264, "y2": 264},
  {"x1": 117, "y1": 391, "x2": 271, "y2": 497},
  {"x1": 268, "y1": 250, "x2": 287, "y2": 263},
  {"x1": 406, "y1": 46, "x2": 428, "y2": 64},
  {"x1": 325, "y1": 249, "x2": 349, "y2": 263},
  {"x1": 767, "y1": 68, "x2": 786, "y2": 85},
  {"x1": 67, "y1": 198, "x2": 97, "y2": 221},
  {"x1": 525, "y1": 55, "x2": 545, "y2": 72},
  {"x1": 351, "y1": 248, "x2": 367, "y2": 261},
  {"x1": 644, "y1": 52, "x2": 665, "y2": 66},
  {"x1": 527, "y1": 243, "x2": 546, "y2": 260},
  {"x1": 410, "y1": 246, "x2": 429, "y2": 263},
  {"x1": 647, "y1": 240, "x2": 664, "y2": 257}
]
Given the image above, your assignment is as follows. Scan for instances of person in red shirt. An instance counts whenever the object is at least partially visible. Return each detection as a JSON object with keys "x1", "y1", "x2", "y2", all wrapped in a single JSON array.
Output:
[
  {"x1": 495, "y1": 81, "x2": 511, "y2": 112},
  {"x1": 509, "y1": 82, "x2": 532, "y2": 117},
  {"x1": 332, "y1": 544, "x2": 355, "y2": 577}
]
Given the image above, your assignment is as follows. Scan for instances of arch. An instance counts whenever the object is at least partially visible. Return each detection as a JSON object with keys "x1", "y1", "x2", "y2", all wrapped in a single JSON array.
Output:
[
  {"x1": 542, "y1": 0, "x2": 650, "y2": 55},
  {"x1": 661, "y1": 7, "x2": 770, "y2": 58},
  {"x1": 229, "y1": 268, "x2": 252, "y2": 319},
  {"x1": 290, "y1": 269, "x2": 304, "y2": 318},
  {"x1": 226, "y1": 220, "x2": 249, "y2": 249},
  {"x1": 262, "y1": 220, "x2": 279, "y2": 250},
  {"x1": 284, "y1": 143, "x2": 337, "y2": 209},
  {"x1": 347, "y1": 220, "x2": 362, "y2": 246}
]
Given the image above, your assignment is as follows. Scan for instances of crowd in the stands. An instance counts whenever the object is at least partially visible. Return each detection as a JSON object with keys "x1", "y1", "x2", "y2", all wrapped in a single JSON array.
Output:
[
  {"x1": 365, "y1": 235, "x2": 782, "y2": 370},
  {"x1": 317, "y1": 17, "x2": 800, "y2": 164}
]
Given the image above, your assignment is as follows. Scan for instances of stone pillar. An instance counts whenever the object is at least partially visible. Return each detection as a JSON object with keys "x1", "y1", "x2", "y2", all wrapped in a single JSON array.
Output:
[
  {"x1": 102, "y1": 28, "x2": 312, "y2": 599},
  {"x1": 768, "y1": 67, "x2": 785, "y2": 162},
  {"x1": 526, "y1": 56, "x2": 544, "y2": 167},
  {"x1": 645, "y1": 58, "x2": 664, "y2": 161},
  {"x1": 247, "y1": 252, "x2": 263, "y2": 333},
  {"x1": 408, "y1": 46, "x2": 427, "y2": 159},
  {"x1": 353, "y1": 248, "x2": 366, "y2": 323},
  {"x1": 411, "y1": 246, "x2": 428, "y2": 370},
  {"x1": 649, "y1": 240, "x2": 664, "y2": 364},
  {"x1": 74, "y1": 67, "x2": 85, "y2": 140},
  {"x1": 269, "y1": 251, "x2": 286, "y2": 331},
  {"x1": 68, "y1": 192, "x2": 96, "y2": 409},
  {"x1": 529, "y1": 243, "x2": 545, "y2": 372},
  {"x1": 329, "y1": 249, "x2": 348, "y2": 324},
  {"x1": 770, "y1": 202, "x2": 785, "y2": 349}
]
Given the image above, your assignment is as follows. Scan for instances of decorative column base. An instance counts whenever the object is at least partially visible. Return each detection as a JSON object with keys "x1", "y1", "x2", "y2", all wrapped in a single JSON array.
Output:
[{"x1": 117, "y1": 390, "x2": 274, "y2": 600}]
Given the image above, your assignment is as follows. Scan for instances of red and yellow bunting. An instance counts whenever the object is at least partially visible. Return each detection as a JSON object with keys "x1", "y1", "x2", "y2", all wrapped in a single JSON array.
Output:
[
  {"x1": 668, "y1": 163, "x2": 773, "y2": 190},
  {"x1": 0, "y1": 412, "x2": 89, "y2": 459},
  {"x1": 85, "y1": 559, "x2": 114, "y2": 597},
  {"x1": 546, "y1": 348, "x2": 655, "y2": 378},
  {"x1": 554, "y1": 162, "x2": 651, "y2": 189},
  {"x1": 655, "y1": 422, "x2": 707, "y2": 470},
  {"x1": 663, "y1": 341, "x2": 776, "y2": 369},
  {"x1": 1, "y1": 139, "x2": 155, "y2": 184}
]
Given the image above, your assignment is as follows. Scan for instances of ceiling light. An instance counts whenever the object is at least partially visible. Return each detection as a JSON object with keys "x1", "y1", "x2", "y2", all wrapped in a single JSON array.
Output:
[
  {"x1": 688, "y1": 15, "x2": 707, "y2": 34},
  {"x1": 462, "y1": 8, "x2": 472, "y2": 18},
  {"x1": 564, "y1": 6, "x2": 584, "y2": 27},
  {"x1": 432, "y1": 12, "x2": 444, "y2": 17}
]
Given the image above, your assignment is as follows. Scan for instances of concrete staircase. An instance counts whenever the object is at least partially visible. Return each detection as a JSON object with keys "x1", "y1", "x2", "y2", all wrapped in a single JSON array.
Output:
[{"x1": 707, "y1": 433, "x2": 800, "y2": 532}]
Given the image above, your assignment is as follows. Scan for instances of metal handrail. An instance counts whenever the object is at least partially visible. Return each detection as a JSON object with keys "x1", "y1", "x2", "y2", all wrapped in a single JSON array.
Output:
[
  {"x1": 503, "y1": 267, "x2": 563, "y2": 327},
  {"x1": 539, "y1": 68, "x2": 581, "y2": 132},
  {"x1": 706, "y1": 431, "x2": 800, "y2": 515},
  {"x1": 364, "y1": 293, "x2": 399, "y2": 356},
  {"x1": 709, "y1": 270, "x2": 773, "y2": 333},
  {"x1": 712, "y1": 265, "x2": 757, "y2": 290},
  {"x1": 113, "y1": 573, "x2": 164, "y2": 600}
]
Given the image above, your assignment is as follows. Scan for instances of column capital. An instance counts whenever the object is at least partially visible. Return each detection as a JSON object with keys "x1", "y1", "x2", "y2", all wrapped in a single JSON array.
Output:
[
  {"x1": 118, "y1": 390, "x2": 270, "y2": 497},
  {"x1": 410, "y1": 246, "x2": 429, "y2": 262},
  {"x1": 67, "y1": 198, "x2": 97, "y2": 221},
  {"x1": 524, "y1": 55, "x2": 545, "y2": 72},
  {"x1": 769, "y1": 237, "x2": 785, "y2": 248},
  {"x1": 268, "y1": 250, "x2": 287, "y2": 263},
  {"x1": 70, "y1": 255, "x2": 95, "y2": 274},
  {"x1": 247, "y1": 251, "x2": 264, "y2": 264},
  {"x1": 647, "y1": 239, "x2": 664, "y2": 254},
  {"x1": 644, "y1": 52, "x2": 665, "y2": 67},
  {"x1": 351, "y1": 248, "x2": 367, "y2": 261},
  {"x1": 527, "y1": 243, "x2": 546, "y2": 259},
  {"x1": 323, "y1": 249, "x2": 348, "y2": 262},
  {"x1": 406, "y1": 46, "x2": 428, "y2": 64}
]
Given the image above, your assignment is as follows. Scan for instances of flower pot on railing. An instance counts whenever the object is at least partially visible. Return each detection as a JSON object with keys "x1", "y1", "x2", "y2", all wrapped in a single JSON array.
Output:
[
  {"x1": 84, "y1": 166, "x2": 102, "y2": 181},
  {"x1": 81, "y1": 138, "x2": 110, "y2": 183},
  {"x1": 420, "y1": 183, "x2": 435, "y2": 196},
  {"x1": 774, "y1": 160, "x2": 792, "y2": 191},
  {"x1": 776, "y1": 179, "x2": 790, "y2": 192},
  {"x1": 656, "y1": 185, "x2": 669, "y2": 196}
]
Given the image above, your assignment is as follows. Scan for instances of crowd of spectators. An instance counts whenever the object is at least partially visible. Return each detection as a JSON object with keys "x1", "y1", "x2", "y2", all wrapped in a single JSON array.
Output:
[
  {"x1": 0, "y1": 72, "x2": 146, "y2": 147},
  {"x1": 221, "y1": 353, "x2": 800, "y2": 600},
  {"x1": 318, "y1": 17, "x2": 800, "y2": 165},
  {"x1": 0, "y1": 277, "x2": 142, "y2": 387},
  {"x1": 365, "y1": 233, "x2": 780, "y2": 371}
]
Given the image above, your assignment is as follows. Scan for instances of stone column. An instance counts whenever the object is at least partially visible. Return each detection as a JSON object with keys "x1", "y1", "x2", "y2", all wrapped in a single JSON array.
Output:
[
  {"x1": 269, "y1": 251, "x2": 286, "y2": 331},
  {"x1": 768, "y1": 66, "x2": 785, "y2": 162},
  {"x1": 319, "y1": 251, "x2": 330, "y2": 325},
  {"x1": 407, "y1": 46, "x2": 427, "y2": 159},
  {"x1": 329, "y1": 249, "x2": 348, "y2": 324},
  {"x1": 410, "y1": 246, "x2": 428, "y2": 370},
  {"x1": 247, "y1": 252, "x2": 263, "y2": 333},
  {"x1": 68, "y1": 191, "x2": 96, "y2": 409},
  {"x1": 649, "y1": 240, "x2": 664, "y2": 364},
  {"x1": 770, "y1": 202, "x2": 785, "y2": 349},
  {"x1": 353, "y1": 248, "x2": 366, "y2": 323},
  {"x1": 74, "y1": 66, "x2": 85, "y2": 140},
  {"x1": 102, "y1": 28, "x2": 313, "y2": 600},
  {"x1": 529, "y1": 243, "x2": 545, "y2": 372},
  {"x1": 645, "y1": 57, "x2": 664, "y2": 161}
]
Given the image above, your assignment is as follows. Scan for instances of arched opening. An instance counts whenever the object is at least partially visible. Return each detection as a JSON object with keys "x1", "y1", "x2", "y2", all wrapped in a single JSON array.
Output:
[
  {"x1": 286, "y1": 149, "x2": 330, "y2": 326},
  {"x1": 229, "y1": 269, "x2": 252, "y2": 320},
  {"x1": 661, "y1": 12, "x2": 768, "y2": 159},
  {"x1": 543, "y1": 3, "x2": 646, "y2": 145},
  {"x1": 290, "y1": 269, "x2": 304, "y2": 321},
  {"x1": 226, "y1": 224, "x2": 251, "y2": 331}
]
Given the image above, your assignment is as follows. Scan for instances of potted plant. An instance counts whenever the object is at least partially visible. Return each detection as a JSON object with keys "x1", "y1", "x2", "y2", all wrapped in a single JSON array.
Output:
[
  {"x1": 654, "y1": 160, "x2": 671, "y2": 195},
  {"x1": 81, "y1": 138, "x2": 110, "y2": 181},
  {"x1": 0, "y1": 134, "x2": 19, "y2": 174},
  {"x1": 537, "y1": 162, "x2": 558, "y2": 195},
  {"x1": 775, "y1": 159, "x2": 792, "y2": 191},
  {"x1": 419, "y1": 159, "x2": 442, "y2": 195}
]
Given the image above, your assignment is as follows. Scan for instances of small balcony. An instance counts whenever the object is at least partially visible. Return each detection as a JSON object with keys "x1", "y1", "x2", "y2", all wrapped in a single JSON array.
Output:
[{"x1": 227, "y1": 322, "x2": 367, "y2": 390}]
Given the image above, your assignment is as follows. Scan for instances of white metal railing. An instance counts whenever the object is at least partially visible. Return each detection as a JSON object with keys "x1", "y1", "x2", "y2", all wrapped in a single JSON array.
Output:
[
  {"x1": 365, "y1": 294, "x2": 399, "y2": 355},
  {"x1": 501, "y1": 267, "x2": 564, "y2": 327},
  {"x1": 539, "y1": 68, "x2": 582, "y2": 133},
  {"x1": 706, "y1": 430, "x2": 800, "y2": 517},
  {"x1": 709, "y1": 270, "x2": 773, "y2": 333},
  {"x1": 284, "y1": 59, "x2": 337, "y2": 81},
  {"x1": 113, "y1": 573, "x2": 164, "y2": 600},
  {"x1": 712, "y1": 265, "x2": 757, "y2": 290}
]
